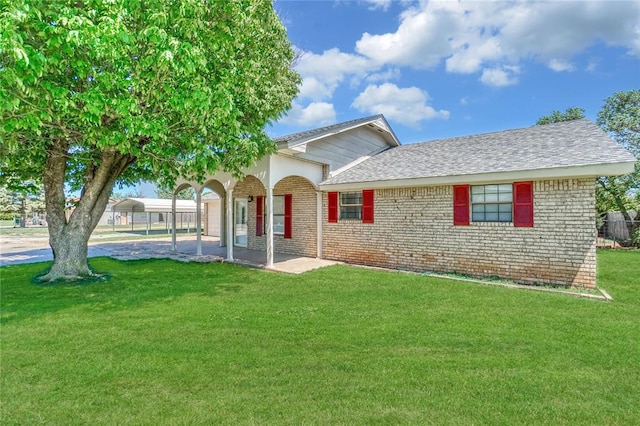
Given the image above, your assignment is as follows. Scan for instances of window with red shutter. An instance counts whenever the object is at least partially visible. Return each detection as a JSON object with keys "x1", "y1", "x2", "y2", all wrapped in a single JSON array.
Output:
[
  {"x1": 328, "y1": 192, "x2": 338, "y2": 223},
  {"x1": 362, "y1": 189, "x2": 374, "y2": 223},
  {"x1": 513, "y1": 181, "x2": 534, "y2": 227},
  {"x1": 284, "y1": 194, "x2": 292, "y2": 238},
  {"x1": 256, "y1": 196, "x2": 263, "y2": 236},
  {"x1": 453, "y1": 185, "x2": 470, "y2": 226}
]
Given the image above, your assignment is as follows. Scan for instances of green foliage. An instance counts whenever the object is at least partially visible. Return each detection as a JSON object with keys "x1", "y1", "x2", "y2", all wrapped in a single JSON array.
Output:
[
  {"x1": 536, "y1": 106, "x2": 585, "y2": 125},
  {"x1": 597, "y1": 90, "x2": 640, "y2": 157},
  {"x1": 2, "y1": 253, "x2": 640, "y2": 423},
  {"x1": 631, "y1": 227, "x2": 640, "y2": 247},
  {"x1": 0, "y1": 0, "x2": 300, "y2": 189},
  {"x1": 0, "y1": 185, "x2": 45, "y2": 215},
  {"x1": 109, "y1": 190, "x2": 141, "y2": 201},
  {"x1": 0, "y1": 212, "x2": 14, "y2": 220},
  {"x1": 155, "y1": 186, "x2": 195, "y2": 200},
  {"x1": 595, "y1": 90, "x2": 640, "y2": 232}
]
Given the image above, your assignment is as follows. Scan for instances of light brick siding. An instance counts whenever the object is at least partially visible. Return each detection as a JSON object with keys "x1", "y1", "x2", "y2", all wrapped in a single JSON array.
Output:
[
  {"x1": 323, "y1": 178, "x2": 597, "y2": 288},
  {"x1": 233, "y1": 175, "x2": 317, "y2": 257}
]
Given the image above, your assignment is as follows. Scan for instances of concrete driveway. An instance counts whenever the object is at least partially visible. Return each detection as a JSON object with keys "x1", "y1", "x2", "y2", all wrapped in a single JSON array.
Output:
[{"x1": 0, "y1": 234, "x2": 338, "y2": 274}]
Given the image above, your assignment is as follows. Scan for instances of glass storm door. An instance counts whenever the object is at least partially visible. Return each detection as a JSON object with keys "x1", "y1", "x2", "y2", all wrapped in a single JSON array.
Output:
[{"x1": 234, "y1": 198, "x2": 248, "y2": 247}]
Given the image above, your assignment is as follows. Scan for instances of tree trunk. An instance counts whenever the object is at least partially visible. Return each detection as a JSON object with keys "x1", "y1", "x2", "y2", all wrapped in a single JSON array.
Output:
[
  {"x1": 38, "y1": 139, "x2": 135, "y2": 283},
  {"x1": 45, "y1": 224, "x2": 93, "y2": 279},
  {"x1": 20, "y1": 197, "x2": 27, "y2": 228}
]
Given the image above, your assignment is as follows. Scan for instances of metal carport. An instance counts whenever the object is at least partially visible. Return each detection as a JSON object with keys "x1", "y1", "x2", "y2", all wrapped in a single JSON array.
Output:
[{"x1": 111, "y1": 198, "x2": 202, "y2": 235}]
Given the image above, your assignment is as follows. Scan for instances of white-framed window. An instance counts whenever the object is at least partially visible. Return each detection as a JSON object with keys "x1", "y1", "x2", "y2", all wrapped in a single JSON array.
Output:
[
  {"x1": 471, "y1": 184, "x2": 513, "y2": 222},
  {"x1": 340, "y1": 192, "x2": 362, "y2": 220},
  {"x1": 272, "y1": 195, "x2": 285, "y2": 235}
]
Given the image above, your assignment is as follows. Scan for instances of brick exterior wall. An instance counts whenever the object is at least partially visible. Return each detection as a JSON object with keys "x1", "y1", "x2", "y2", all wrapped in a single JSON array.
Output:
[
  {"x1": 233, "y1": 175, "x2": 317, "y2": 258},
  {"x1": 322, "y1": 178, "x2": 597, "y2": 288}
]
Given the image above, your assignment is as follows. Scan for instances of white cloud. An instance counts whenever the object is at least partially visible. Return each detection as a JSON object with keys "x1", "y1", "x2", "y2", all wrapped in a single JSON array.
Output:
[
  {"x1": 361, "y1": 0, "x2": 392, "y2": 11},
  {"x1": 356, "y1": 2, "x2": 462, "y2": 69},
  {"x1": 585, "y1": 59, "x2": 599, "y2": 73},
  {"x1": 297, "y1": 77, "x2": 334, "y2": 101},
  {"x1": 548, "y1": 59, "x2": 576, "y2": 72},
  {"x1": 280, "y1": 102, "x2": 336, "y2": 127},
  {"x1": 365, "y1": 68, "x2": 401, "y2": 83},
  {"x1": 351, "y1": 83, "x2": 449, "y2": 128},
  {"x1": 480, "y1": 66, "x2": 521, "y2": 87},
  {"x1": 353, "y1": 0, "x2": 640, "y2": 84},
  {"x1": 295, "y1": 48, "x2": 375, "y2": 101},
  {"x1": 446, "y1": 38, "x2": 503, "y2": 74}
]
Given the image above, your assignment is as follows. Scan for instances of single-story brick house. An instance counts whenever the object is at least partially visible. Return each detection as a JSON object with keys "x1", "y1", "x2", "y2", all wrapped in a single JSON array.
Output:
[{"x1": 173, "y1": 115, "x2": 635, "y2": 288}]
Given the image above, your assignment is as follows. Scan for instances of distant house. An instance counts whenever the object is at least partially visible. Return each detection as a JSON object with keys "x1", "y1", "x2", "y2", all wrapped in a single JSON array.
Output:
[
  {"x1": 66, "y1": 197, "x2": 117, "y2": 226},
  {"x1": 173, "y1": 116, "x2": 635, "y2": 288}
]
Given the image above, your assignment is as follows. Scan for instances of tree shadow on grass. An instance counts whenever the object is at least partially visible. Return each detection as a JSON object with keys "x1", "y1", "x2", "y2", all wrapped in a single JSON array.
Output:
[{"x1": 0, "y1": 257, "x2": 254, "y2": 326}]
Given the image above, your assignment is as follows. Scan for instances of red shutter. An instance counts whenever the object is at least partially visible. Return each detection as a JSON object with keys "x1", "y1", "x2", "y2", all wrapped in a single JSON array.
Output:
[
  {"x1": 513, "y1": 181, "x2": 534, "y2": 227},
  {"x1": 284, "y1": 194, "x2": 292, "y2": 239},
  {"x1": 256, "y1": 196, "x2": 263, "y2": 236},
  {"x1": 328, "y1": 192, "x2": 338, "y2": 223},
  {"x1": 453, "y1": 185, "x2": 470, "y2": 226},
  {"x1": 362, "y1": 189, "x2": 374, "y2": 223}
]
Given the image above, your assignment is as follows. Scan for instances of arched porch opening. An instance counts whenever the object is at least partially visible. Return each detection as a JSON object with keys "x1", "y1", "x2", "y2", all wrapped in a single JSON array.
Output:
[
  {"x1": 272, "y1": 175, "x2": 319, "y2": 258},
  {"x1": 200, "y1": 179, "x2": 226, "y2": 248},
  {"x1": 170, "y1": 182, "x2": 199, "y2": 252}
]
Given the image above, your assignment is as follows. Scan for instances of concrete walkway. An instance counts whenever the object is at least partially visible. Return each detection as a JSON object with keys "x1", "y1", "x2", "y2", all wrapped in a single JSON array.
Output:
[{"x1": 0, "y1": 235, "x2": 339, "y2": 274}]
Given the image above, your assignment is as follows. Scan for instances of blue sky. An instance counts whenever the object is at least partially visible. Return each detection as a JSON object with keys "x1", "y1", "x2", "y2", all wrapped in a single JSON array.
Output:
[
  {"x1": 268, "y1": 0, "x2": 640, "y2": 144},
  {"x1": 137, "y1": 0, "x2": 639, "y2": 196}
]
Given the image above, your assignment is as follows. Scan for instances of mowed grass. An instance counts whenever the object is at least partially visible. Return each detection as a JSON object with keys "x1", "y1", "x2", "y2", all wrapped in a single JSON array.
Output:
[{"x1": 1, "y1": 251, "x2": 639, "y2": 425}]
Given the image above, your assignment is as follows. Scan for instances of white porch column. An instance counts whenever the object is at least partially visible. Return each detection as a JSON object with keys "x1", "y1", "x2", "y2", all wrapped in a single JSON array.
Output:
[
  {"x1": 196, "y1": 190, "x2": 202, "y2": 256},
  {"x1": 219, "y1": 197, "x2": 226, "y2": 247},
  {"x1": 171, "y1": 195, "x2": 177, "y2": 252},
  {"x1": 316, "y1": 190, "x2": 323, "y2": 259},
  {"x1": 266, "y1": 186, "x2": 274, "y2": 268},
  {"x1": 226, "y1": 189, "x2": 234, "y2": 261}
]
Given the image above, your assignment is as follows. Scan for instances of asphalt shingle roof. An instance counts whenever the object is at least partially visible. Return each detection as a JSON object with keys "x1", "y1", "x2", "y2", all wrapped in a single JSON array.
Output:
[{"x1": 322, "y1": 119, "x2": 635, "y2": 186}]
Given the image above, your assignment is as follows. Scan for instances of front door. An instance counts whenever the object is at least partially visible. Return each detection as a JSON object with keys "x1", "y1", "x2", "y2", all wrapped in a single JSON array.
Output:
[{"x1": 234, "y1": 198, "x2": 248, "y2": 247}]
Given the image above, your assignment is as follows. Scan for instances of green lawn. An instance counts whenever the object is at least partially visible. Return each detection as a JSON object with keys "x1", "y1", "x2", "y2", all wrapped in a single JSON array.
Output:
[{"x1": 1, "y1": 250, "x2": 639, "y2": 425}]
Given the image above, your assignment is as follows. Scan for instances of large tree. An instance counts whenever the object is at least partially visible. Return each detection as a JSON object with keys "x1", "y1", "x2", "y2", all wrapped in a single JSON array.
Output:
[
  {"x1": 536, "y1": 106, "x2": 585, "y2": 125},
  {"x1": 536, "y1": 91, "x2": 640, "y2": 244},
  {"x1": 596, "y1": 90, "x2": 640, "y2": 243},
  {"x1": 0, "y1": 1, "x2": 300, "y2": 281}
]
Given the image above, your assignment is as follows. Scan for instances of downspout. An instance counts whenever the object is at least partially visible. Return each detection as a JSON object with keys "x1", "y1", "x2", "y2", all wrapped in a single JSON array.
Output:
[{"x1": 316, "y1": 190, "x2": 323, "y2": 259}]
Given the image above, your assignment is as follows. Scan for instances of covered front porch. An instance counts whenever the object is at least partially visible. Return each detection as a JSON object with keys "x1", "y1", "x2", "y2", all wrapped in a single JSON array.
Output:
[{"x1": 170, "y1": 153, "x2": 325, "y2": 268}]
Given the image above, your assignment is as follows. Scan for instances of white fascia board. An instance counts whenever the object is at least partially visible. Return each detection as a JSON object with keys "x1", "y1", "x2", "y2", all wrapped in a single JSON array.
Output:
[
  {"x1": 278, "y1": 145, "x2": 307, "y2": 154},
  {"x1": 319, "y1": 161, "x2": 636, "y2": 191}
]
